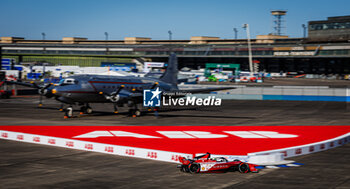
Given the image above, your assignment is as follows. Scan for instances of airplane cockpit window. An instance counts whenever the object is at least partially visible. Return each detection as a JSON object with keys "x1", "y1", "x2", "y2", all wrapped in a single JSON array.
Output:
[{"x1": 59, "y1": 78, "x2": 78, "y2": 85}]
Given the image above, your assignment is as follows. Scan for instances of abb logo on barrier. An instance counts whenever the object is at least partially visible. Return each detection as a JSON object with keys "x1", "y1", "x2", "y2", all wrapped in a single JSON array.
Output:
[
  {"x1": 33, "y1": 137, "x2": 40, "y2": 142},
  {"x1": 125, "y1": 149, "x2": 135, "y2": 156},
  {"x1": 171, "y1": 155, "x2": 182, "y2": 161},
  {"x1": 73, "y1": 131, "x2": 298, "y2": 139},
  {"x1": 105, "y1": 146, "x2": 114, "y2": 153},
  {"x1": 17, "y1": 135, "x2": 24, "y2": 140},
  {"x1": 85, "y1": 144, "x2": 93, "y2": 150},
  {"x1": 1, "y1": 132, "x2": 8, "y2": 138},
  {"x1": 48, "y1": 139, "x2": 56, "y2": 145},
  {"x1": 147, "y1": 152, "x2": 157, "y2": 159},
  {"x1": 281, "y1": 151, "x2": 287, "y2": 157},
  {"x1": 66, "y1": 141, "x2": 74, "y2": 147},
  {"x1": 309, "y1": 146, "x2": 315, "y2": 152}
]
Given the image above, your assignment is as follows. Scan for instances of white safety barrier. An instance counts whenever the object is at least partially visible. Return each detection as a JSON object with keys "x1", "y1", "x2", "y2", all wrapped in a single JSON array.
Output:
[
  {"x1": 1, "y1": 130, "x2": 349, "y2": 165},
  {"x1": 249, "y1": 132, "x2": 350, "y2": 159},
  {"x1": 197, "y1": 132, "x2": 350, "y2": 165},
  {"x1": 0, "y1": 130, "x2": 192, "y2": 164}
]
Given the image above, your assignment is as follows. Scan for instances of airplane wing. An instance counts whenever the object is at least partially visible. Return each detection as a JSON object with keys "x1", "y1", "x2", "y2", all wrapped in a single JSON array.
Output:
[
  {"x1": 108, "y1": 89, "x2": 144, "y2": 103},
  {"x1": 5, "y1": 81, "x2": 39, "y2": 88},
  {"x1": 128, "y1": 92, "x2": 143, "y2": 98},
  {"x1": 118, "y1": 89, "x2": 143, "y2": 98}
]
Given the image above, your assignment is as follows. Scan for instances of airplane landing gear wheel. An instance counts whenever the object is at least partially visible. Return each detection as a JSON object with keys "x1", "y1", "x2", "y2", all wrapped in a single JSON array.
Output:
[
  {"x1": 129, "y1": 109, "x2": 141, "y2": 117},
  {"x1": 80, "y1": 106, "x2": 93, "y2": 114},
  {"x1": 65, "y1": 107, "x2": 73, "y2": 118},
  {"x1": 113, "y1": 104, "x2": 118, "y2": 114},
  {"x1": 86, "y1": 107, "x2": 93, "y2": 114},
  {"x1": 134, "y1": 109, "x2": 141, "y2": 117}
]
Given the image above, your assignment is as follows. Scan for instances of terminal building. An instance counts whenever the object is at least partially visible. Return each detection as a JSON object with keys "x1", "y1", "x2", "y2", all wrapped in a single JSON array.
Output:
[
  {"x1": 308, "y1": 15, "x2": 350, "y2": 42},
  {"x1": 1, "y1": 15, "x2": 350, "y2": 75}
]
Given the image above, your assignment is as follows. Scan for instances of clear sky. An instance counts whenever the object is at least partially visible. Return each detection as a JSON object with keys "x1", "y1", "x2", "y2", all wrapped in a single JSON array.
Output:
[{"x1": 1, "y1": 0, "x2": 349, "y2": 40}]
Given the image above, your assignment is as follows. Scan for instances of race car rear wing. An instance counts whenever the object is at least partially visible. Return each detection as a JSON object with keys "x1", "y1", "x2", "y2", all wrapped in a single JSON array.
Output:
[{"x1": 194, "y1": 152, "x2": 211, "y2": 160}]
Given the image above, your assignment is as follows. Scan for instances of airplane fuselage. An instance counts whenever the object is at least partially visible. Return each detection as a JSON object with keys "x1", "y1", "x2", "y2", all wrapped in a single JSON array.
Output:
[{"x1": 53, "y1": 75, "x2": 177, "y2": 104}]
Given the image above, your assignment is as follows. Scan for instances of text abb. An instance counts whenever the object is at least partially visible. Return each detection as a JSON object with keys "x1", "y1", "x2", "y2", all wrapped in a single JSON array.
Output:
[{"x1": 73, "y1": 131, "x2": 298, "y2": 139}]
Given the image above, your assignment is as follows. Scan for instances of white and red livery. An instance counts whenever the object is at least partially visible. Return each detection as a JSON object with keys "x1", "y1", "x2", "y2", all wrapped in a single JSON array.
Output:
[{"x1": 178, "y1": 153, "x2": 258, "y2": 173}]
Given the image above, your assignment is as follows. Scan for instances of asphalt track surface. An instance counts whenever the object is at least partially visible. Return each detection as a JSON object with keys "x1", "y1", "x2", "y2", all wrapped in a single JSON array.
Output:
[
  {"x1": 1, "y1": 96, "x2": 350, "y2": 126},
  {"x1": 0, "y1": 96, "x2": 349, "y2": 188}
]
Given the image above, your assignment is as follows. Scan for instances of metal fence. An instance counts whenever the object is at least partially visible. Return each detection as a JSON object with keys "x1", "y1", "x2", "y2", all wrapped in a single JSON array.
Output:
[{"x1": 182, "y1": 85, "x2": 350, "y2": 102}]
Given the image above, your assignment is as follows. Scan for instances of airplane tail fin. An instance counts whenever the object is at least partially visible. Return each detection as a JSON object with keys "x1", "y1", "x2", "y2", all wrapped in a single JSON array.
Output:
[{"x1": 159, "y1": 53, "x2": 178, "y2": 88}]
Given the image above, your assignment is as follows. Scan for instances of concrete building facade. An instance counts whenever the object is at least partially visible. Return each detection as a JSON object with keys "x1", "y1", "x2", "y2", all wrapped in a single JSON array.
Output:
[{"x1": 2, "y1": 15, "x2": 350, "y2": 75}]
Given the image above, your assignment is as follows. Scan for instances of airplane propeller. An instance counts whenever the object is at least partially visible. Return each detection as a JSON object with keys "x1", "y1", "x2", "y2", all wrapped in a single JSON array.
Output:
[
  {"x1": 99, "y1": 85, "x2": 126, "y2": 114},
  {"x1": 29, "y1": 81, "x2": 53, "y2": 107},
  {"x1": 103, "y1": 85, "x2": 125, "y2": 103},
  {"x1": 115, "y1": 85, "x2": 125, "y2": 95},
  {"x1": 151, "y1": 82, "x2": 159, "y2": 89},
  {"x1": 38, "y1": 83, "x2": 53, "y2": 107}
]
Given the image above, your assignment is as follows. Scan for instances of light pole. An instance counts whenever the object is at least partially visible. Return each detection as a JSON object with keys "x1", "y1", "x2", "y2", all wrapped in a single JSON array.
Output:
[
  {"x1": 242, "y1": 24, "x2": 253, "y2": 75},
  {"x1": 104, "y1": 32, "x2": 109, "y2": 40},
  {"x1": 41, "y1": 32, "x2": 46, "y2": 40},
  {"x1": 233, "y1": 28, "x2": 238, "y2": 39},
  {"x1": 168, "y1": 30, "x2": 172, "y2": 40},
  {"x1": 302, "y1": 24, "x2": 307, "y2": 38}
]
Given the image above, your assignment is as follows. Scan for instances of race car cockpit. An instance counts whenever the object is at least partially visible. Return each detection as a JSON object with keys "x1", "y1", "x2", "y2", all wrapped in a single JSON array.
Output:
[{"x1": 211, "y1": 157, "x2": 228, "y2": 162}]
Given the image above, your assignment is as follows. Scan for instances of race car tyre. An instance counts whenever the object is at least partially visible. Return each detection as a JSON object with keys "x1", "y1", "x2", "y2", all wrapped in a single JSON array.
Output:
[
  {"x1": 180, "y1": 165, "x2": 189, "y2": 172},
  {"x1": 189, "y1": 163, "x2": 200, "y2": 174},
  {"x1": 238, "y1": 163, "x2": 250, "y2": 173}
]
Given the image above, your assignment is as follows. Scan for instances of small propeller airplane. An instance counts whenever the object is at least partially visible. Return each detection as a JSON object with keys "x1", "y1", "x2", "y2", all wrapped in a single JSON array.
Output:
[{"x1": 6, "y1": 53, "x2": 235, "y2": 118}]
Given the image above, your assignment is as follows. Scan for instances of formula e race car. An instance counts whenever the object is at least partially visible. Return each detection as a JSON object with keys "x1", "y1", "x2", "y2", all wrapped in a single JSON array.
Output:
[{"x1": 178, "y1": 153, "x2": 258, "y2": 174}]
